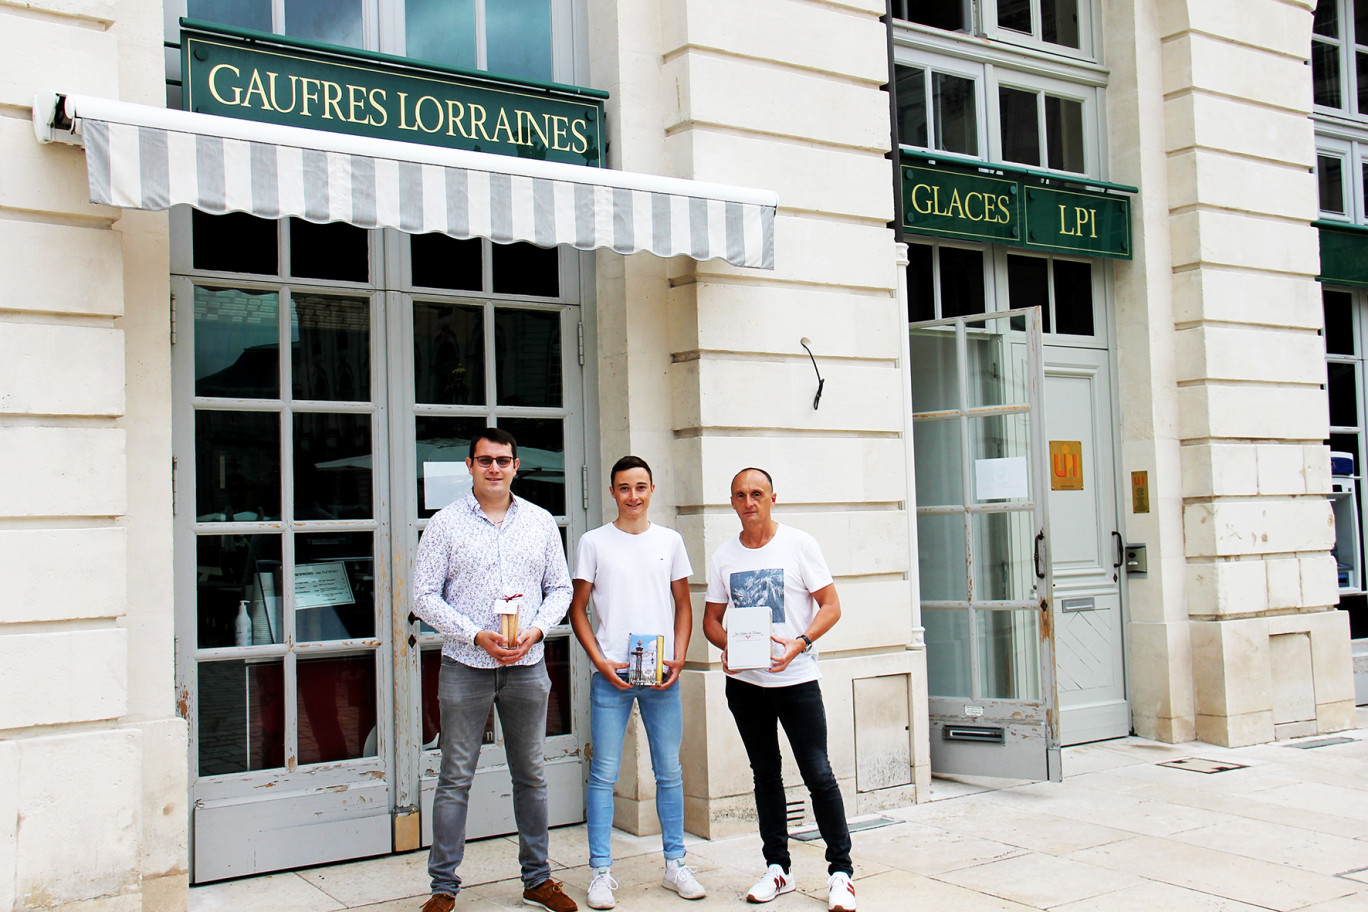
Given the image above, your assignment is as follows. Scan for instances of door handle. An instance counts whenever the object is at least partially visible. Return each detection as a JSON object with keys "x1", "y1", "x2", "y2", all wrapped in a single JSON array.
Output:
[
  {"x1": 1111, "y1": 531, "x2": 1124, "y2": 582},
  {"x1": 1033, "y1": 530, "x2": 1046, "y2": 580}
]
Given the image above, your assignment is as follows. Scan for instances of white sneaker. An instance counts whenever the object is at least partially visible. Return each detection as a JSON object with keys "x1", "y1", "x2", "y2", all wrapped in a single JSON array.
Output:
[
  {"x1": 745, "y1": 864, "x2": 795, "y2": 903},
  {"x1": 662, "y1": 858, "x2": 706, "y2": 900},
  {"x1": 827, "y1": 872, "x2": 856, "y2": 912},
  {"x1": 586, "y1": 867, "x2": 617, "y2": 910}
]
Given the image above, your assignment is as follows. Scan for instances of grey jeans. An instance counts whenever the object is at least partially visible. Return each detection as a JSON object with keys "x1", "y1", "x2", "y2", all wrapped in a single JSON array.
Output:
[{"x1": 429, "y1": 658, "x2": 551, "y2": 895}]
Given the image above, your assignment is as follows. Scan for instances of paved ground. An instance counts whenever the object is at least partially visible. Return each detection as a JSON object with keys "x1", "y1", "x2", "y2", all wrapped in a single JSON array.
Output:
[{"x1": 190, "y1": 708, "x2": 1368, "y2": 911}]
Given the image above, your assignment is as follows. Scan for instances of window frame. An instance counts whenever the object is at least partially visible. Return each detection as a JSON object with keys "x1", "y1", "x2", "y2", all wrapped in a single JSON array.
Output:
[
  {"x1": 892, "y1": 0, "x2": 1100, "y2": 64},
  {"x1": 1313, "y1": 0, "x2": 1368, "y2": 120}
]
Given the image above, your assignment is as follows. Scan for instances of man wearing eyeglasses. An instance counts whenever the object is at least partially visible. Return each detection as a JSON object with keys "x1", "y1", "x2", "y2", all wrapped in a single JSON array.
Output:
[{"x1": 413, "y1": 427, "x2": 578, "y2": 912}]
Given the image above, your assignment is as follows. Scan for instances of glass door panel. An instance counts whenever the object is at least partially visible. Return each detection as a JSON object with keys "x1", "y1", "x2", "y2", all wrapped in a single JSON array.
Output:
[{"x1": 910, "y1": 308, "x2": 1059, "y2": 781}]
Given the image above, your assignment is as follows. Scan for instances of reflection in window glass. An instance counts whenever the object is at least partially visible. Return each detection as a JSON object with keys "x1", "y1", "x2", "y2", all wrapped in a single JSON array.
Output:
[
  {"x1": 1358, "y1": 50, "x2": 1368, "y2": 114},
  {"x1": 933, "y1": 73, "x2": 978, "y2": 156},
  {"x1": 912, "y1": 419, "x2": 963, "y2": 508},
  {"x1": 907, "y1": 243, "x2": 935, "y2": 322},
  {"x1": 297, "y1": 655, "x2": 377, "y2": 764},
  {"x1": 545, "y1": 637, "x2": 572, "y2": 736},
  {"x1": 290, "y1": 219, "x2": 369, "y2": 283},
  {"x1": 283, "y1": 0, "x2": 362, "y2": 49},
  {"x1": 492, "y1": 243, "x2": 560, "y2": 297},
  {"x1": 414, "y1": 302, "x2": 486, "y2": 405},
  {"x1": 412, "y1": 234, "x2": 483, "y2": 291},
  {"x1": 294, "y1": 412, "x2": 373, "y2": 519},
  {"x1": 972, "y1": 510, "x2": 1035, "y2": 600},
  {"x1": 908, "y1": 330, "x2": 959, "y2": 412},
  {"x1": 1053, "y1": 259, "x2": 1094, "y2": 336},
  {"x1": 188, "y1": 0, "x2": 270, "y2": 32},
  {"x1": 198, "y1": 659, "x2": 284, "y2": 775},
  {"x1": 196, "y1": 411, "x2": 281, "y2": 522},
  {"x1": 486, "y1": 0, "x2": 554, "y2": 82},
  {"x1": 1045, "y1": 95, "x2": 1085, "y2": 172},
  {"x1": 295, "y1": 532, "x2": 375, "y2": 641},
  {"x1": 196, "y1": 534, "x2": 282, "y2": 649},
  {"x1": 917, "y1": 513, "x2": 968, "y2": 602},
  {"x1": 977, "y1": 609, "x2": 1041, "y2": 700},
  {"x1": 938, "y1": 247, "x2": 986, "y2": 318},
  {"x1": 416, "y1": 416, "x2": 485, "y2": 518},
  {"x1": 1007, "y1": 255, "x2": 1050, "y2": 330},
  {"x1": 495, "y1": 309, "x2": 562, "y2": 406},
  {"x1": 1315, "y1": 42, "x2": 1343, "y2": 108},
  {"x1": 1315, "y1": 0, "x2": 1339, "y2": 37},
  {"x1": 895, "y1": 67, "x2": 928, "y2": 148},
  {"x1": 923, "y1": 609, "x2": 970, "y2": 697},
  {"x1": 999, "y1": 87, "x2": 1040, "y2": 166},
  {"x1": 894, "y1": 0, "x2": 967, "y2": 31},
  {"x1": 405, "y1": 0, "x2": 477, "y2": 70},
  {"x1": 1325, "y1": 290, "x2": 1355, "y2": 356},
  {"x1": 1329, "y1": 361, "x2": 1360, "y2": 428},
  {"x1": 292, "y1": 295, "x2": 371, "y2": 403},
  {"x1": 1320, "y1": 155, "x2": 1346, "y2": 214},
  {"x1": 997, "y1": 0, "x2": 1032, "y2": 34},
  {"x1": 193, "y1": 211, "x2": 278, "y2": 275},
  {"x1": 1041, "y1": 0, "x2": 1080, "y2": 48},
  {"x1": 502, "y1": 417, "x2": 565, "y2": 515},
  {"x1": 195, "y1": 287, "x2": 280, "y2": 399}
]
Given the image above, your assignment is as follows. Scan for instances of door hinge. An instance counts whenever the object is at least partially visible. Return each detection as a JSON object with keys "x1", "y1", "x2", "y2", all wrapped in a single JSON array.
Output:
[
  {"x1": 171, "y1": 457, "x2": 178, "y2": 516},
  {"x1": 576, "y1": 321, "x2": 585, "y2": 366},
  {"x1": 169, "y1": 292, "x2": 177, "y2": 345},
  {"x1": 581, "y1": 464, "x2": 589, "y2": 510}
]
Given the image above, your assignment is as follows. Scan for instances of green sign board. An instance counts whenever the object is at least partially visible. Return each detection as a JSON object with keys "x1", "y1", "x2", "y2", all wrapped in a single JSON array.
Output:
[
  {"x1": 1319, "y1": 224, "x2": 1368, "y2": 287},
  {"x1": 901, "y1": 165, "x2": 1020, "y2": 244},
  {"x1": 900, "y1": 161, "x2": 1132, "y2": 259},
  {"x1": 181, "y1": 23, "x2": 604, "y2": 167}
]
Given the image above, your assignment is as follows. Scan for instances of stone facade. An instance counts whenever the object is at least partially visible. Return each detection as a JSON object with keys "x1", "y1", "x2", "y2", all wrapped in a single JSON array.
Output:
[
  {"x1": 0, "y1": 0, "x2": 1357, "y2": 905},
  {"x1": 0, "y1": 0, "x2": 187, "y2": 910}
]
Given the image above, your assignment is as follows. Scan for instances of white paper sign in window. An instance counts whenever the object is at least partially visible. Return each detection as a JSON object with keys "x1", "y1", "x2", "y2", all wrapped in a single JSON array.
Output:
[{"x1": 975, "y1": 456, "x2": 1029, "y2": 501}]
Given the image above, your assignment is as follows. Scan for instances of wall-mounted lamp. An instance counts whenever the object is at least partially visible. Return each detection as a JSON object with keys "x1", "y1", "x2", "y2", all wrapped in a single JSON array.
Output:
[{"x1": 799, "y1": 337, "x2": 824, "y2": 410}]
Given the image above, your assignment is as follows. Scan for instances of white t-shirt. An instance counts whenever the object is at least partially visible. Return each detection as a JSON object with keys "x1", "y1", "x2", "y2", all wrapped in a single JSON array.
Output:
[
  {"x1": 574, "y1": 522, "x2": 693, "y2": 664},
  {"x1": 706, "y1": 523, "x2": 834, "y2": 688}
]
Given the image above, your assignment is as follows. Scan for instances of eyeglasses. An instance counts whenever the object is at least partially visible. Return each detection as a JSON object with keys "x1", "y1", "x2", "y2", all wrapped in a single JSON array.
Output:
[{"x1": 472, "y1": 455, "x2": 515, "y2": 468}]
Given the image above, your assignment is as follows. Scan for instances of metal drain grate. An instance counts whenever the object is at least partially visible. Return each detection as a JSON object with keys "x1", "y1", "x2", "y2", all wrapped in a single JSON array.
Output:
[
  {"x1": 791, "y1": 815, "x2": 900, "y2": 842},
  {"x1": 785, "y1": 799, "x2": 806, "y2": 828},
  {"x1": 1287, "y1": 736, "x2": 1357, "y2": 750},
  {"x1": 1156, "y1": 757, "x2": 1249, "y2": 774}
]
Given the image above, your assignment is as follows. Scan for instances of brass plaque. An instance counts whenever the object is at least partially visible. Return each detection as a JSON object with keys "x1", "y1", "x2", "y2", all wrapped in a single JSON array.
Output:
[
  {"x1": 1049, "y1": 440, "x2": 1084, "y2": 491},
  {"x1": 1131, "y1": 470, "x2": 1150, "y2": 514}
]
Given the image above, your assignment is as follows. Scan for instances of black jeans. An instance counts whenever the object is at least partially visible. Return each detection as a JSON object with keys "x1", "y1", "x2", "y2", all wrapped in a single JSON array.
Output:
[{"x1": 725, "y1": 677, "x2": 853, "y2": 876}]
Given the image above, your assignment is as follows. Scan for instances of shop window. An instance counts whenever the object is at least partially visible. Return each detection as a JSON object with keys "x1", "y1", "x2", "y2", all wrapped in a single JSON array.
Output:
[
  {"x1": 895, "y1": 64, "x2": 980, "y2": 157},
  {"x1": 892, "y1": 0, "x2": 970, "y2": 33},
  {"x1": 178, "y1": 0, "x2": 564, "y2": 84},
  {"x1": 1322, "y1": 287, "x2": 1368, "y2": 637},
  {"x1": 412, "y1": 234, "x2": 483, "y2": 291},
  {"x1": 492, "y1": 242, "x2": 561, "y2": 298},
  {"x1": 892, "y1": 0, "x2": 1090, "y2": 58},
  {"x1": 192, "y1": 211, "x2": 278, "y2": 275},
  {"x1": 906, "y1": 242, "x2": 988, "y2": 320},
  {"x1": 291, "y1": 220, "x2": 371, "y2": 283},
  {"x1": 1313, "y1": 0, "x2": 1368, "y2": 116},
  {"x1": 1321, "y1": 152, "x2": 1348, "y2": 216},
  {"x1": 998, "y1": 86, "x2": 1086, "y2": 172}
]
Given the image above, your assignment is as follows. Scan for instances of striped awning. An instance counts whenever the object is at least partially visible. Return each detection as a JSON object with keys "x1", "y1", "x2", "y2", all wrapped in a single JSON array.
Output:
[{"x1": 34, "y1": 92, "x2": 776, "y2": 269}]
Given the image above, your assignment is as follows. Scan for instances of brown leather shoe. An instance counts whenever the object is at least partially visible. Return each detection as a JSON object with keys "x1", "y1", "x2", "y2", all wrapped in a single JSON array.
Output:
[
  {"x1": 421, "y1": 893, "x2": 455, "y2": 912},
  {"x1": 523, "y1": 877, "x2": 578, "y2": 912}
]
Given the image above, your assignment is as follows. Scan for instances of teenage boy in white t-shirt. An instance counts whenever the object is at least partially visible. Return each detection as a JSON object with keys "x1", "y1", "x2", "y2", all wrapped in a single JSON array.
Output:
[
  {"x1": 703, "y1": 467, "x2": 856, "y2": 912},
  {"x1": 568, "y1": 456, "x2": 706, "y2": 909}
]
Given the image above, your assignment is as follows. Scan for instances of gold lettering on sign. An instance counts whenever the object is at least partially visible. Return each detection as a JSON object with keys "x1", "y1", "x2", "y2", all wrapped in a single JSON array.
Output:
[
  {"x1": 1058, "y1": 204, "x2": 1098, "y2": 238},
  {"x1": 208, "y1": 63, "x2": 243, "y2": 105},
  {"x1": 910, "y1": 182, "x2": 1012, "y2": 225},
  {"x1": 268, "y1": 72, "x2": 298, "y2": 113}
]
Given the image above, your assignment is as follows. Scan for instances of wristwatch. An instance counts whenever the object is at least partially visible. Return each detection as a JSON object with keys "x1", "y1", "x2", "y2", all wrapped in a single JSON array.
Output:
[{"x1": 797, "y1": 634, "x2": 813, "y2": 653}]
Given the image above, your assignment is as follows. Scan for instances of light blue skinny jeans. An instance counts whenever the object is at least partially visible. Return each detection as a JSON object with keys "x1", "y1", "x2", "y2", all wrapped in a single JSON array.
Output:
[{"x1": 587, "y1": 672, "x2": 686, "y2": 869}]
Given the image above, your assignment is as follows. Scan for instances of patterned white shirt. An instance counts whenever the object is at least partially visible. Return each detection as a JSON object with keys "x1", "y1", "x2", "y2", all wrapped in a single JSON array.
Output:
[{"x1": 413, "y1": 492, "x2": 572, "y2": 669}]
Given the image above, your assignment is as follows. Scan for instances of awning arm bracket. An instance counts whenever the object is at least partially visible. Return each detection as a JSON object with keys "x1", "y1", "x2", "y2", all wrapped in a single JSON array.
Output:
[{"x1": 33, "y1": 91, "x2": 78, "y2": 146}]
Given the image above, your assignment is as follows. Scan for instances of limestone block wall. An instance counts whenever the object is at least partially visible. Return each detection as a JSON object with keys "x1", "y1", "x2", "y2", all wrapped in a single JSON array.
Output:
[
  {"x1": 1120, "y1": 0, "x2": 1354, "y2": 745},
  {"x1": 590, "y1": 0, "x2": 924, "y2": 839},
  {"x1": 0, "y1": 1, "x2": 184, "y2": 909}
]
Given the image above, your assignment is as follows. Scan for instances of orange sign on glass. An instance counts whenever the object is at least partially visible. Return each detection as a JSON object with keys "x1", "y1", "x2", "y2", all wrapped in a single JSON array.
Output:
[{"x1": 1050, "y1": 441, "x2": 1084, "y2": 491}]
